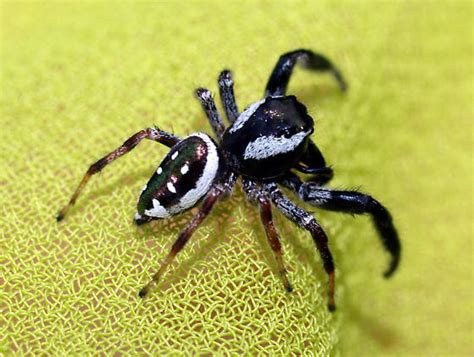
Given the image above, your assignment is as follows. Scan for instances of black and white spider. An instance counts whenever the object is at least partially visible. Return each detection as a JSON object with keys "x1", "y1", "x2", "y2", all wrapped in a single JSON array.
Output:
[{"x1": 57, "y1": 49, "x2": 400, "y2": 311}]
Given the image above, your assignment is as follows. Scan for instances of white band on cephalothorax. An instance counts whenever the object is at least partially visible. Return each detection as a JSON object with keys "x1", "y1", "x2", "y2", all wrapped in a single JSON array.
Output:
[
  {"x1": 243, "y1": 131, "x2": 311, "y2": 160},
  {"x1": 229, "y1": 99, "x2": 266, "y2": 133}
]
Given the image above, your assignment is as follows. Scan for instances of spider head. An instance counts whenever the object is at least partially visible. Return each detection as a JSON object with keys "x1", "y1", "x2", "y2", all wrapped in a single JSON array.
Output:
[{"x1": 222, "y1": 95, "x2": 314, "y2": 179}]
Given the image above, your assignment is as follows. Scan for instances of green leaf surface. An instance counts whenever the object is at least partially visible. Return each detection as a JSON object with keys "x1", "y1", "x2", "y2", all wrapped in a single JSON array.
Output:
[{"x1": 1, "y1": 1, "x2": 472, "y2": 355}]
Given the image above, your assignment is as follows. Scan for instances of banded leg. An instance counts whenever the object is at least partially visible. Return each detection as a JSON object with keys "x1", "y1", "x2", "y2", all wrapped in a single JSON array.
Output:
[
  {"x1": 195, "y1": 88, "x2": 226, "y2": 140},
  {"x1": 263, "y1": 182, "x2": 336, "y2": 311},
  {"x1": 265, "y1": 49, "x2": 347, "y2": 97},
  {"x1": 139, "y1": 184, "x2": 226, "y2": 298},
  {"x1": 218, "y1": 70, "x2": 239, "y2": 123},
  {"x1": 241, "y1": 177, "x2": 260, "y2": 203},
  {"x1": 242, "y1": 179, "x2": 293, "y2": 292},
  {"x1": 222, "y1": 171, "x2": 239, "y2": 197},
  {"x1": 282, "y1": 173, "x2": 400, "y2": 277},
  {"x1": 57, "y1": 127, "x2": 180, "y2": 221}
]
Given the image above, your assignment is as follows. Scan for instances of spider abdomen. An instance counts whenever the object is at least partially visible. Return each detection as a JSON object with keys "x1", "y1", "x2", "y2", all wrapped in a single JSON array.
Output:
[
  {"x1": 221, "y1": 95, "x2": 314, "y2": 179},
  {"x1": 135, "y1": 133, "x2": 220, "y2": 223}
]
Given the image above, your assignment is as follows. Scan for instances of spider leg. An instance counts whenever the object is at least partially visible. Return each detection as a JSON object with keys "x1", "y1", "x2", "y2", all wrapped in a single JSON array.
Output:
[
  {"x1": 195, "y1": 88, "x2": 226, "y2": 140},
  {"x1": 242, "y1": 179, "x2": 293, "y2": 292},
  {"x1": 263, "y1": 182, "x2": 336, "y2": 311},
  {"x1": 282, "y1": 173, "x2": 401, "y2": 277},
  {"x1": 57, "y1": 128, "x2": 180, "y2": 221},
  {"x1": 139, "y1": 183, "x2": 228, "y2": 298},
  {"x1": 218, "y1": 70, "x2": 239, "y2": 123},
  {"x1": 295, "y1": 139, "x2": 334, "y2": 185},
  {"x1": 265, "y1": 49, "x2": 347, "y2": 97},
  {"x1": 223, "y1": 171, "x2": 239, "y2": 197}
]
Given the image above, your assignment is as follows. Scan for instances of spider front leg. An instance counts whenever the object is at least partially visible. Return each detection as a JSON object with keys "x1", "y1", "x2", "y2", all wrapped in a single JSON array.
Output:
[
  {"x1": 265, "y1": 49, "x2": 347, "y2": 97},
  {"x1": 263, "y1": 182, "x2": 337, "y2": 311},
  {"x1": 195, "y1": 88, "x2": 226, "y2": 140},
  {"x1": 57, "y1": 127, "x2": 180, "y2": 221},
  {"x1": 139, "y1": 183, "x2": 228, "y2": 298},
  {"x1": 242, "y1": 179, "x2": 293, "y2": 292},
  {"x1": 282, "y1": 173, "x2": 401, "y2": 277},
  {"x1": 218, "y1": 70, "x2": 239, "y2": 123}
]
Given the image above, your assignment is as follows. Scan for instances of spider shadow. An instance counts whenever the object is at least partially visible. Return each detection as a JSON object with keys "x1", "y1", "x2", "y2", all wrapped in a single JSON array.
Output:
[
  {"x1": 266, "y1": 191, "x2": 402, "y2": 350},
  {"x1": 77, "y1": 167, "x2": 239, "y2": 287},
  {"x1": 139, "y1": 184, "x2": 304, "y2": 295},
  {"x1": 68, "y1": 166, "x2": 156, "y2": 218},
  {"x1": 340, "y1": 299, "x2": 402, "y2": 351},
  {"x1": 135, "y1": 188, "x2": 240, "y2": 291}
]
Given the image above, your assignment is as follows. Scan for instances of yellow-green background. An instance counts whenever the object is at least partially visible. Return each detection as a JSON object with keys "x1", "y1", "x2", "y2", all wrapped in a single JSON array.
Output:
[{"x1": 1, "y1": 1, "x2": 472, "y2": 355}]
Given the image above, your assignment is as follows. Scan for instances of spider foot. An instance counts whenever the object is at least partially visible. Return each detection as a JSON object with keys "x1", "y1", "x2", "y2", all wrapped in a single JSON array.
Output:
[
  {"x1": 280, "y1": 270, "x2": 293, "y2": 293},
  {"x1": 56, "y1": 205, "x2": 71, "y2": 222},
  {"x1": 138, "y1": 283, "x2": 153, "y2": 298},
  {"x1": 138, "y1": 288, "x2": 147, "y2": 298},
  {"x1": 383, "y1": 255, "x2": 400, "y2": 278}
]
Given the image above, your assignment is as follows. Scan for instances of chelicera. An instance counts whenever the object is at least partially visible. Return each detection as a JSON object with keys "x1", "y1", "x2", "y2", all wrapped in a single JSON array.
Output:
[{"x1": 57, "y1": 49, "x2": 400, "y2": 311}]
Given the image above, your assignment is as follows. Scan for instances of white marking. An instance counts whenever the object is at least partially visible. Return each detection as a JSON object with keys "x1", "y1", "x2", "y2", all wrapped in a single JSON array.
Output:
[
  {"x1": 157, "y1": 167, "x2": 163, "y2": 175},
  {"x1": 134, "y1": 212, "x2": 143, "y2": 220},
  {"x1": 303, "y1": 215, "x2": 313, "y2": 226},
  {"x1": 171, "y1": 151, "x2": 179, "y2": 160},
  {"x1": 315, "y1": 190, "x2": 332, "y2": 200},
  {"x1": 304, "y1": 189, "x2": 330, "y2": 205},
  {"x1": 219, "y1": 76, "x2": 233, "y2": 87},
  {"x1": 167, "y1": 182, "x2": 176, "y2": 193},
  {"x1": 176, "y1": 133, "x2": 219, "y2": 211},
  {"x1": 141, "y1": 133, "x2": 219, "y2": 219},
  {"x1": 141, "y1": 184, "x2": 147, "y2": 192},
  {"x1": 180, "y1": 164, "x2": 189, "y2": 175},
  {"x1": 144, "y1": 199, "x2": 170, "y2": 218},
  {"x1": 244, "y1": 131, "x2": 311, "y2": 160},
  {"x1": 199, "y1": 89, "x2": 212, "y2": 100},
  {"x1": 229, "y1": 99, "x2": 266, "y2": 133}
]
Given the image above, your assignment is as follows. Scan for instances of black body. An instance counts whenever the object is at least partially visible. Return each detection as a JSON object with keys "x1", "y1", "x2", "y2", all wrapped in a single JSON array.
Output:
[
  {"x1": 58, "y1": 49, "x2": 400, "y2": 312},
  {"x1": 221, "y1": 96, "x2": 314, "y2": 179}
]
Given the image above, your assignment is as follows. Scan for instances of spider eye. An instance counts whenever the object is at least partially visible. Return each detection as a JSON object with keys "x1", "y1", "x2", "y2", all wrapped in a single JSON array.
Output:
[{"x1": 282, "y1": 130, "x2": 292, "y2": 138}]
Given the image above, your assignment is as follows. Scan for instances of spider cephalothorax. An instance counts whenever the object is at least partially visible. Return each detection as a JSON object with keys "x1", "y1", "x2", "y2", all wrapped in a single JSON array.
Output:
[
  {"x1": 57, "y1": 49, "x2": 400, "y2": 311},
  {"x1": 222, "y1": 95, "x2": 314, "y2": 179}
]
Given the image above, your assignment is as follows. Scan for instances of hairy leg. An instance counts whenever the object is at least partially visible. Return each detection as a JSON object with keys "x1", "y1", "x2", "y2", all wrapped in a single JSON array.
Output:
[
  {"x1": 265, "y1": 49, "x2": 347, "y2": 97},
  {"x1": 139, "y1": 182, "x2": 230, "y2": 298},
  {"x1": 263, "y1": 182, "x2": 337, "y2": 311},
  {"x1": 218, "y1": 70, "x2": 239, "y2": 123},
  {"x1": 242, "y1": 178, "x2": 293, "y2": 292},
  {"x1": 195, "y1": 88, "x2": 226, "y2": 139},
  {"x1": 282, "y1": 173, "x2": 401, "y2": 277}
]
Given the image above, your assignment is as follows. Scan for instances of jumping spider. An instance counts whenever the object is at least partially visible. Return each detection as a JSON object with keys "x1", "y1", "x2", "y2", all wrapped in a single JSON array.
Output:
[{"x1": 57, "y1": 49, "x2": 400, "y2": 311}]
